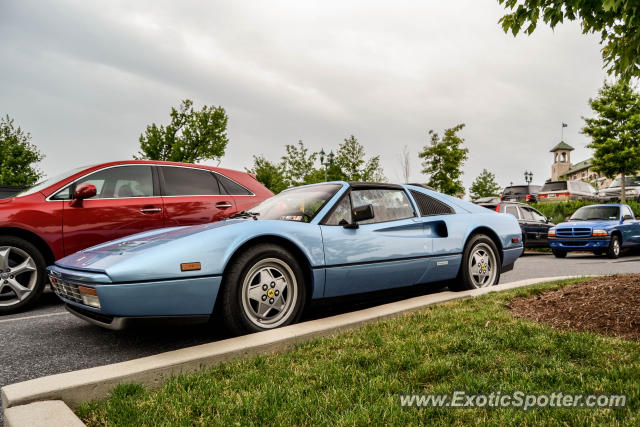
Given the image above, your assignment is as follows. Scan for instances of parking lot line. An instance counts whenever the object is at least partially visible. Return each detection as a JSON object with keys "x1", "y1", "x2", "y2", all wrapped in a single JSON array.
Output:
[{"x1": 0, "y1": 312, "x2": 69, "y2": 324}]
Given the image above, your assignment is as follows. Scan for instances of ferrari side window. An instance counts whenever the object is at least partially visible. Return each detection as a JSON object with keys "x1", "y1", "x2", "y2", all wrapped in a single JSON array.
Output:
[
  {"x1": 351, "y1": 189, "x2": 415, "y2": 224},
  {"x1": 324, "y1": 195, "x2": 352, "y2": 225}
]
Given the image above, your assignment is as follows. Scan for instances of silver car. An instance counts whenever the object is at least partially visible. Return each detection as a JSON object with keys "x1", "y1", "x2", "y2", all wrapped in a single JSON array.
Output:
[
  {"x1": 598, "y1": 176, "x2": 640, "y2": 202},
  {"x1": 537, "y1": 180, "x2": 598, "y2": 202}
]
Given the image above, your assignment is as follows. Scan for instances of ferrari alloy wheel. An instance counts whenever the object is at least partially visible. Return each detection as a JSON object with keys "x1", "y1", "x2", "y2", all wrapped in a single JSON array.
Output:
[
  {"x1": 606, "y1": 235, "x2": 621, "y2": 259},
  {"x1": 220, "y1": 243, "x2": 306, "y2": 335},
  {"x1": 241, "y1": 258, "x2": 298, "y2": 329},
  {"x1": 452, "y1": 234, "x2": 501, "y2": 291},
  {"x1": 0, "y1": 236, "x2": 46, "y2": 314}
]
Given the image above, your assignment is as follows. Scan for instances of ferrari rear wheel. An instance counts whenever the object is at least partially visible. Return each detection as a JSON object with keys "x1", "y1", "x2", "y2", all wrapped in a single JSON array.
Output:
[
  {"x1": 220, "y1": 244, "x2": 306, "y2": 335},
  {"x1": 451, "y1": 234, "x2": 500, "y2": 291},
  {"x1": 0, "y1": 236, "x2": 46, "y2": 314}
]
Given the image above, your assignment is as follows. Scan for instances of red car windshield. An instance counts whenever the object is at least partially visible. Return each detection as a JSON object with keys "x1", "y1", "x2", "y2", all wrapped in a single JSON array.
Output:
[{"x1": 15, "y1": 165, "x2": 95, "y2": 197}]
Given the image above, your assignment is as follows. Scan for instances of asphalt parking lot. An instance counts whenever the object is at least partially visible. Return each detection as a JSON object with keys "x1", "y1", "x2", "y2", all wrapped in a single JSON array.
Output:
[{"x1": 2, "y1": 251, "x2": 640, "y2": 418}]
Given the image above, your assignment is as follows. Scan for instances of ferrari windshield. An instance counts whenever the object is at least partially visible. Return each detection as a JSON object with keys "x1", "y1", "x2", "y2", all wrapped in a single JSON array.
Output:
[
  {"x1": 251, "y1": 184, "x2": 342, "y2": 222},
  {"x1": 570, "y1": 206, "x2": 620, "y2": 221}
]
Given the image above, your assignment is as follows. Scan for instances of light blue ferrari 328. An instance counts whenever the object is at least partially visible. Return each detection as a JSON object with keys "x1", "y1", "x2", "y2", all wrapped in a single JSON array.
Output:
[{"x1": 48, "y1": 182, "x2": 523, "y2": 333}]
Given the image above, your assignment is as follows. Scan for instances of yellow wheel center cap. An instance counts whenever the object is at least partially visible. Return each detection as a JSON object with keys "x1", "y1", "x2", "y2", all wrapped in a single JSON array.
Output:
[{"x1": 267, "y1": 289, "x2": 275, "y2": 298}]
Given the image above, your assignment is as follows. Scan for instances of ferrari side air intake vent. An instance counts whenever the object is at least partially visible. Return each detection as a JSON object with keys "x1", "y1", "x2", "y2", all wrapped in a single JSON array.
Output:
[{"x1": 410, "y1": 190, "x2": 454, "y2": 216}]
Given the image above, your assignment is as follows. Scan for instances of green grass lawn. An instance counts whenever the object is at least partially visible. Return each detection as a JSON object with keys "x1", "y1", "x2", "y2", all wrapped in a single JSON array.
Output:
[{"x1": 77, "y1": 279, "x2": 640, "y2": 426}]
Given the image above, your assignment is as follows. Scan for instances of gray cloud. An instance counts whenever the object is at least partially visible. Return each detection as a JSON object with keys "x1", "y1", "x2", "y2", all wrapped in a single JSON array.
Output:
[{"x1": 1, "y1": 0, "x2": 607, "y2": 191}]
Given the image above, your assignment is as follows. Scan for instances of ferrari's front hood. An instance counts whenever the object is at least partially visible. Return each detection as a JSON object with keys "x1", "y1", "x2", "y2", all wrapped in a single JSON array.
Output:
[
  {"x1": 54, "y1": 219, "x2": 324, "y2": 283},
  {"x1": 55, "y1": 221, "x2": 245, "y2": 277}
]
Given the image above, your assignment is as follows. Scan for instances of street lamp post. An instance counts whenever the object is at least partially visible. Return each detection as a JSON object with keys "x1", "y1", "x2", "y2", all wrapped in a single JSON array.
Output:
[
  {"x1": 319, "y1": 148, "x2": 335, "y2": 182},
  {"x1": 524, "y1": 170, "x2": 533, "y2": 184}
]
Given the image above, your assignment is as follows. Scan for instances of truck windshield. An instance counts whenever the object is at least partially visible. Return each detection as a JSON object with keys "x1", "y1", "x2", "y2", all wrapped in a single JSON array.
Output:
[{"x1": 570, "y1": 206, "x2": 620, "y2": 221}]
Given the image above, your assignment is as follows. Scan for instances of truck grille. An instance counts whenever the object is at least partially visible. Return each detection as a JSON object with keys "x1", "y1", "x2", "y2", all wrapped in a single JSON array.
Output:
[
  {"x1": 49, "y1": 276, "x2": 82, "y2": 303},
  {"x1": 556, "y1": 227, "x2": 592, "y2": 238}
]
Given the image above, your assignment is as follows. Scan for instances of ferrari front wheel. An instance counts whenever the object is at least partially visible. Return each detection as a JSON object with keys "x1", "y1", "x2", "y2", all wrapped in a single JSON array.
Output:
[{"x1": 220, "y1": 244, "x2": 306, "y2": 335}]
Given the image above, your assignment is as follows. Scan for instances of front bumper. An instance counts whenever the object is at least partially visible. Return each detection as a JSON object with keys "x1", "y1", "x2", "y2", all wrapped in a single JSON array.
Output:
[
  {"x1": 548, "y1": 237, "x2": 610, "y2": 251},
  {"x1": 48, "y1": 265, "x2": 223, "y2": 329}
]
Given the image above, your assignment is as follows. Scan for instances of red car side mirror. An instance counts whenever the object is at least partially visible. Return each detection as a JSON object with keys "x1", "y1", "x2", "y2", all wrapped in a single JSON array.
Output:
[{"x1": 70, "y1": 183, "x2": 97, "y2": 207}]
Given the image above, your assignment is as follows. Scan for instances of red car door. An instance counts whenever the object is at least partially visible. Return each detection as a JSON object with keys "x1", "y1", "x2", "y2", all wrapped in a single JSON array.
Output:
[
  {"x1": 56, "y1": 165, "x2": 165, "y2": 256},
  {"x1": 158, "y1": 165, "x2": 237, "y2": 226}
]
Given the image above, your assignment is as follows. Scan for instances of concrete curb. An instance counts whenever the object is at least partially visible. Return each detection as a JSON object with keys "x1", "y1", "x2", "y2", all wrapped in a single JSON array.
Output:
[
  {"x1": 3, "y1": 401, "x2": 84, "y2": 427},
  {"x1": 2, "y1": 275, "x2": 581, "y2": 425}
]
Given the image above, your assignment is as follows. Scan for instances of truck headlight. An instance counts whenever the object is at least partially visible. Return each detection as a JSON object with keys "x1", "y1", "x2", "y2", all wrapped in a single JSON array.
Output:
[
  {"x1": 592, "y1": 229, "x2": 608, "y2": 237},
  {"x1": 548, "y1": 227, "x2": 556, "y2": 237}
]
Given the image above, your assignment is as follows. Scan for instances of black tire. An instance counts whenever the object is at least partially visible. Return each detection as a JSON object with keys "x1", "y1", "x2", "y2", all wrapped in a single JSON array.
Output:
[
  {"x1": 450, "y1": 234, "x2": 501, "y2": 291},
  {"x1": 219, "y1": 243, "x2": 306, "y2": 335},
  {"x1": 606, "y1": 235, "x2": 621, "y2": 259},
  {"x1": 552, "y1": 250, "x2": 567, "y2": 258},
  {"x1": 0, "y1": 236, "x2": 47, "y2": 314}
]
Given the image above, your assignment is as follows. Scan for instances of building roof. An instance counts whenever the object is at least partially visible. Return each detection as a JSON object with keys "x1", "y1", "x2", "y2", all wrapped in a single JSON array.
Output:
[
  {"x1": 563, "y1": 158, "x2": 592, "y2": 176},
  {"x1": 549, "y1": 141, "x2": 574, "y2": 152}
]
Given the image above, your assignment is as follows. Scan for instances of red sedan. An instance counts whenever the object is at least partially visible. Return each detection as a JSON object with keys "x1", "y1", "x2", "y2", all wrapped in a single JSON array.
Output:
[{"x1": 0, "y1": 160, "x2": 273, "y2": 313}]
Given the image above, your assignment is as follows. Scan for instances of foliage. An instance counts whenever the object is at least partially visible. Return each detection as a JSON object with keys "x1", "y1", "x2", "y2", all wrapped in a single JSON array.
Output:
[
  {"x1": 246, "y1": 155, "x2": 288, "y2": 194},
  {"x1": 497, "y1": 0, "x2": 640, "y2": 81},
  {"x1": 78, "y1": 279, "x2": 640, "y2": 426},
  {"x1": 280, "y1": 140, "x2": 319, "y2": 187},
  {"x1": 530, "y1": 200, "x2": 640, "y2": 224},
  {"x1": 418, "y1": 124, "x2": 469, "y2": 195},
  {"x1": 581, "y1": 80, "x2": 640, "y2": 203},
  {"x1": 333, "y1": 135, "x2": 385, "y2": 182},
  {"x1": 253, "y1": 137, "x2": 385, "y2": 191},
  {"x1": 136, "y1": 99, "x2": 229, "y2": 163},
  {"x1": 469, "y1": 169, "x2": 502, "y2": 200},
  {"x1": 0, "y1": 115, "x2": 44, "y2": 186}
]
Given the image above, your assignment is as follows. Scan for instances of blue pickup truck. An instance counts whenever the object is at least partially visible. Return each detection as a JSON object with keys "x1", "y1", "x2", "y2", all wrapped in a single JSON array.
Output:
[{"x1": 548, "y1": 204, "x2": 640, "y2": 259}]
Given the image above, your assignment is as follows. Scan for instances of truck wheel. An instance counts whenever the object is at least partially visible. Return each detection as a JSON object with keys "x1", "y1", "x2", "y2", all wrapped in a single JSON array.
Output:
[
  {"x1": 0, "y1": 236, "x2": 47, "y2": 314},
  {"x1": 606, "y1": 235, "x2": 621, "y2": 259}
]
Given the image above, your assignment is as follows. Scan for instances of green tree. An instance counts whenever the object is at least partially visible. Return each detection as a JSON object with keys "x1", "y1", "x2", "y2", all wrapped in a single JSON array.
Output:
[
  {"x1": 280, "y1": 140, "x2": 320, "y2": 186},
  {"x1": 333, "y1": 135, "x2": 385, "y2": 182},
  {"x1": 0, "y1": 115, "x2": 44, "y2": 186},
  {"x1": 469, "y1": 169, "x2": 502, "y2": 200},
  {"x1": 581, "y1": 80, "x2": 640, "y2": 203},
  {"x1": 246, "y1": 155, "x2": 288, "y2": 194},
  {"x1": 497, "y1": 0, "x2": 640, "y2": 81},
  {"x1": 136, "y1": 99, "x2": 229, "y2": 163},
  {"x1": 419, "y1": 124, "x2": 469, "y2": 196}
]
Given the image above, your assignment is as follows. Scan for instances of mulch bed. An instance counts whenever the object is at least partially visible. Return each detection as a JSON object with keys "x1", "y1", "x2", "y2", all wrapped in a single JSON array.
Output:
[{"x1": 508, "y1": 274, "x2": 640, "y2": 341}]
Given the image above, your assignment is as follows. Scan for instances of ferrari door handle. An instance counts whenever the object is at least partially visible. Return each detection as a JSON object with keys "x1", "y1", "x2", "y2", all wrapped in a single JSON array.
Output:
[
  {"x1": 140, "y1": 207, "x2": 162, "y2": 213},
  {"x1": 216, "y1": 202, "x2": 233, "y2": 209}
]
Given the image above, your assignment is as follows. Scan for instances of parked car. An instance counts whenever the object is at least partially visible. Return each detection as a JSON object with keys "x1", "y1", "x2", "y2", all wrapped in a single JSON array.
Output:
[
  {"x1": 479, "y1": 201, "x2": 554, "y2": 249},
  {"x1": 537, "y1": 180, "x2": 597, "y2": 202},
  {"x1": 48, "y1": 182, "x2": 524, "y2": 333},
  {"x1": 0, "y1": 160, "x2": 273, "y2": 313},
  {"x1": 547, "y1": 204, "x2": 640, "y2": 258},
  {"x1": 472, "y1": 196, "x2": 500, "y2": 205},
  {"x1": 598, "y1": 175, "x2": 640, "y2": 202},
  {"x1": 501, "y1": 185, "x2": 541, "y2": 202}
]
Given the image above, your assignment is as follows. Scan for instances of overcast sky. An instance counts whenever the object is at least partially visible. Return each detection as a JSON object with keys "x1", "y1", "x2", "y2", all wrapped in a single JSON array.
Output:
[{"x1": 1, "y1": 0, "x2": 608, "y2": 192}]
